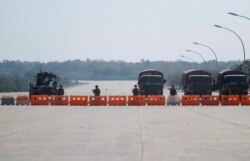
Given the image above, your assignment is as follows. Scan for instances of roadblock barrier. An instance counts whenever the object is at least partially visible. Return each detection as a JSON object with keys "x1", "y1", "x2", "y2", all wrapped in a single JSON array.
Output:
[
  {"x1": 200, "y1": 95, "x2": 219, "y2": 106},
  {"x1": 50, "y1": 95, "x2": 69, "y2": 106},
  {"x1": 4, "y1": 94, "x2": 250, "y2": 107},
  {"x1": 89, "y1": 96, "x2": 107, "y2": 106},
  {"x1": 240, "y1": 95, "x2": 250, "y2": 106},
  {"x1": 127, "y1": 96, "x2": 146, "y2": 106},
  {"x1": 147, "y1": 95, "x2": 165, "y2": 106},
  {"x1": 70, "y1": 95, "x2": 88, "y2": 106},
  {"x1": 1, "y1": 96, "x2": 15, "y2": 105},
  {"x1": 16, "y1": 95, "x2": 30, "y2": 105},
  {"x1": 31, "y1": 95, "x2": 49, "y2": 105},
  {"x1": 108, "y1": 96, "x2": 127, "y2": 106},
  {"x1": 220, "y1": 95, "x2": 240, "y2": 106},
  {"x1": 181, "y1": 95, "x2": 200, "y2": 106}
]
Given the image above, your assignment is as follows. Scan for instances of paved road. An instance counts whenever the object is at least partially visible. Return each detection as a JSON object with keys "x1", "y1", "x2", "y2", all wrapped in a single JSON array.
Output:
[{"x1": 1, "y1": 106, "x2": 250, "y2": 161}]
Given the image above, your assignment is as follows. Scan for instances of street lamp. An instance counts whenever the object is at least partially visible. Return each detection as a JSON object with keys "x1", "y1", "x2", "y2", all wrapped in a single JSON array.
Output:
[
  {"x1": 228, "y1": 12, "x2": 250, "y2": 21},
  {"x1": 193, "y1": 42, "x2": 219, "y2": 73},
  {"x1": 186, "y1": 50, "x2": 207, "y2": 71},
  {"x1": 179, "y1": 55, "x2": 198, "y2": 69},
  {"x1": 214, "y1": 24, "x2": 246, "y2": 62}
]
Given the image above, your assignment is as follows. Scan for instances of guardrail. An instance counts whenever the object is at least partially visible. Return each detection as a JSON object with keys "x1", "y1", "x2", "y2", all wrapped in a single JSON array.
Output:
[{"x1": 1, "y1": 95, "x2": 250, "y2": 106}]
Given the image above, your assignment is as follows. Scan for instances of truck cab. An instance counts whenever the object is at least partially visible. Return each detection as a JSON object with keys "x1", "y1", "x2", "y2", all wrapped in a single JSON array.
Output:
[
  {"x1": 218, "y1": 69, "x2": 248, "y2": 95},
  {"x1": 182, "y1": 69, "x2": 212, "y2": 95},
  {"x1": 138, "y1": 69, "x2": 166, "y2": 95}
]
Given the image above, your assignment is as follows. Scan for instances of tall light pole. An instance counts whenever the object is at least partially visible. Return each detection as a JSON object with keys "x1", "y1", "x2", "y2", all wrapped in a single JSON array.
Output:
[
  {"x1": 179, "y1": 55, "x2": 198, "y2": 69},
  {"x1": 228, "y1": 12, "x2": 250, "y2": 21},
  {"x1": 193, "y1": 42, "x2": 219, "y2": 73},
  {"x1": 214, "y1": 24, "x2": 246, "y2": 62},
  {"x1": 186, "y1": 50, "x2": 207, "y2": 71}
]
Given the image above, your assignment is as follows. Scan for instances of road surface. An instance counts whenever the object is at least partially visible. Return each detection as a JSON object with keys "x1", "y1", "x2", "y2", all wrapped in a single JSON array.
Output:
[{"x1": 0, "y1": 81, "x2": 250, "y2": 161}]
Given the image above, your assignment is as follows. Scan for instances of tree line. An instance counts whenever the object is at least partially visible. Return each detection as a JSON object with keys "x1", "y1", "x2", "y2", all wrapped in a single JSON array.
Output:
[{"x1": 0, "y1": 59, "x2": 244, "y2": 92}]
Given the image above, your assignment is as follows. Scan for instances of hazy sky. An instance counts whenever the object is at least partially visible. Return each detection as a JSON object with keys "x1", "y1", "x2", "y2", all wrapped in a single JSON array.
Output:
[{"x1": 0, "y1": 0, "x2": 250, "y2": 62}]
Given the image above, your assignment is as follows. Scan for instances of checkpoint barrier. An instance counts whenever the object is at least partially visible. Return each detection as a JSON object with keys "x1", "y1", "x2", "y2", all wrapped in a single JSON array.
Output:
[
  {"x1": 89, "y1": 96, "x2": 107, "y2": 106},
  {"x1": 240, "y1": 95, "x2": 250, "y2": 106},
  {"x1": 70, "y1": 95, "x2": 88, "y2": 106},
  {"x1": 220, "y1": 95, "x2": 240, "y2": 106},
  {"x1": 1, "y1": 96, "x2": 15, "y2": 105},
  {"x1": 200, "y1": 95, "x2": 220, "y2": 106},
  {"x1": 108, "y1": 96, "x2": 127, "y2": 106},
  {"x1": 181, "y1": 95, "x2": 200, "y2": 106},
  {"x1": 31, "y1": 95, "x2": 49, "y2": 105},
  {"x1": 147, "y1": 95, "x2": 165, "y2": 106},
  {"x1": 127, "y1": 96, "x2": 146, "y2": 106},
  {"x1": 50, "y1": 95, "x2": 69, "y2": 106},
  {"x1": 16, "y1": 95, "x2": 30, "y2": 105},
  {"x1": 4, "y1": 94, "x2": 250, "y2": 107}
]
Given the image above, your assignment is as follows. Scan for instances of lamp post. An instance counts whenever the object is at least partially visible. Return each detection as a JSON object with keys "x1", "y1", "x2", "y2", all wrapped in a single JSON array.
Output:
[
  {"x1": 186, "y1": 50, "x2": 207, "y2": 71},
  {"x1": 179, "y1": 55, "x2": 198, "y2": 69},
  {"x1": 214, "y1": 24, "x2": 246, "y2": 62},
  {"x1": 193, "y1": 42, "x2": 219, "y2": 73},
  {"x1": 228, "y1": 12, "x2": 250, "y2": 21}
]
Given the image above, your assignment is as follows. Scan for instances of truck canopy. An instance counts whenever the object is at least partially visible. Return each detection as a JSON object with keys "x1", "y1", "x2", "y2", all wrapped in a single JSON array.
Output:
[
  {"x1": 182, "y1": 69, "x2": 211, "y2": 87},
  {"x1": 182, "y1": 69, "x2": 211, "y2": 76},
  {"x1": 138, "y1": 69, "x2": 164, "y2": 78}
]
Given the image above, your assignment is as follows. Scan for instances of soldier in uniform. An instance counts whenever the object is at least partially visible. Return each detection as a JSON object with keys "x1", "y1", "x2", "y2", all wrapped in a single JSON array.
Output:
[
  {"x1": 92, "y1": 85, "x2": 101, "y2": 96},
  {"x1": 132, "y1": 85, "x2": 139, "y2": 96},
  {"x1": 169, "y1": 85, "x2": 177, "y2": 96},
  {"x1": 57, "y1": 85, "x2": 64, "y2": 95}
]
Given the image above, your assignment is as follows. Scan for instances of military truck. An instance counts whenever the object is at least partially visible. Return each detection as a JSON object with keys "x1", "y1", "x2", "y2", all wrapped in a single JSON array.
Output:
[
  {"x1": 138, "y1": 69, "x2": 166, "y2": 95},
  {"x1": 218, "y1": 69, "x2": 248, "y2": 95},
  {"x1": 29, "y1": 72, "x2": 59, "y2": 97},
  {"x1": 182, "y1": 69, "x2": 212, "y2": 95}
]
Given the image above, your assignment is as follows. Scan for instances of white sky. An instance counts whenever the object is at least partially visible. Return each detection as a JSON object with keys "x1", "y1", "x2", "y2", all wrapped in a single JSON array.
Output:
[{"x1": 0, "y1": 0, "x2": 250, "y2": 62}]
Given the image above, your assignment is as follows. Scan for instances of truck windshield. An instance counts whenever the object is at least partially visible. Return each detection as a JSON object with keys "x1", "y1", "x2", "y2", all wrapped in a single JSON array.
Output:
[
  {"x1": 224, "y1": 75, "x2": 247, "y2": 86},
  {"x1": 140, "y1": 76, "x2": 162, "y2": 86},
  {"x1": 189, "y1": 76, "x2": 211, "y2": 86}
]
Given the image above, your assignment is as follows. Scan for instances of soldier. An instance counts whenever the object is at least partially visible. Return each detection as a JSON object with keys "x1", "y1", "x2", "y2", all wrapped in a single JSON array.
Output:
[
  {"x1": 57, "y1": 85, "x2": 64, "y2": 95},
  {"x1": 169, "y1": 85, "x2": 177, "y2": 96},
  {"x1": 92, "y1": 85, "x2": 101, "y2": 96},
  {"x1": 132, "y1": 85, "x2": 139, "y2": 96}
]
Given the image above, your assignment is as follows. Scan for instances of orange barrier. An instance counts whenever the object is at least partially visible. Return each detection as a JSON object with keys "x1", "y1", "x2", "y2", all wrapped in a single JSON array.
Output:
[
  {"x1": 31, "y1": 95, "x2": 49, "y2": 105},
  {"x1": 16, "y1": 95, "x2": 30, "y2": 105},
  {"x1": 200, "y1": 95, "x2": 219, "y2": 106},
  {"x1": 89, "y1": 96, "x2": 107, "y2": 106},
  {"x1": 108, "y1": 96, "x2": 127, "y2": 106},
  {"x1": 220, "y1": 95, "x2": 240, "y2": 106},
  {"x1": 240, "y1": 95, "x2": 250, "y2": 106},
  {"x1": 70, "y1": 96, "x2": 88, "y2": 106},
  {"x1": 181, "y1": 95, "x2": 200, "y2": 106},
  {"x1": 147, "y1": 95, "x2": 165, "y2": 106},
  {"x1": 127, "y1": 96, "x2": 146, "y2": 106},
  {"x1": 50, "y1": 95, "x2": 69, "y2": 106}
]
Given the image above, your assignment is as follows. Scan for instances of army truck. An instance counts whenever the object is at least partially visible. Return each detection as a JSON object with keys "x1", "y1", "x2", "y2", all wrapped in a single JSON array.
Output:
[
  {"x1": 29, "y1": 72, "x2": 60, "y2": 97},
  {"x1": 182, "y1": 69, "x2": 212, "y2": 95},
  {"x1": 138, "y1": 69, "x2": 166, "y2": 95},
  {"x1": 218, "y1": 69, "x2": 248, "y2": 95}
]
